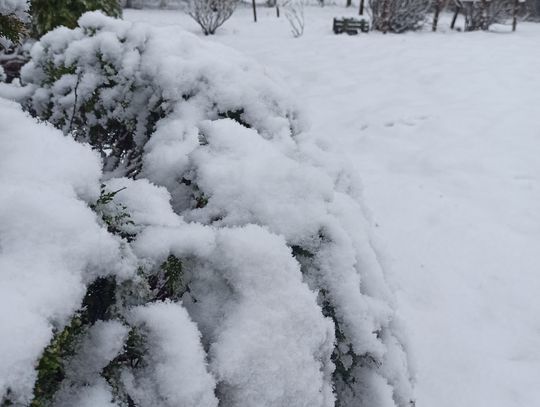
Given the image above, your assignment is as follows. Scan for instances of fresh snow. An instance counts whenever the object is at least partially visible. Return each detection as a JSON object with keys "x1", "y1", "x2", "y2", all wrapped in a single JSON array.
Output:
[
  {"x1": 0, "y1": 0, "x2": 28, "y2": 18},
  {"x1": 1, "y1": 10, "x2": 414, "y2": 406},
  {"x1": 123, "y1": 6, "x2": 540, "y2": 407},
  {"x1": 126, "y1": 302, "x2": 219, "y2": 407},
  {"x1": 0, "y1": 4, "x2": 537, "y2": 406},
  {"x1": 0, "y1": 99, "x2": 132, "y2": 404}
]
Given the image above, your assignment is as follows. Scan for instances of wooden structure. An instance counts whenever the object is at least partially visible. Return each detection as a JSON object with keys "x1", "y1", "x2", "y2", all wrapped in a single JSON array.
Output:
[{"x1": 333, "y1": 17, "x2": 369, "y2": 34}]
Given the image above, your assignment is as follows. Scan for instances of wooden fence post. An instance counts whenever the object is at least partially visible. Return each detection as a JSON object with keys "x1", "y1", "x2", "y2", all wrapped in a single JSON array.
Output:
[{"x1": 252, "y1": 0, "x2": 258, "y2": 22}]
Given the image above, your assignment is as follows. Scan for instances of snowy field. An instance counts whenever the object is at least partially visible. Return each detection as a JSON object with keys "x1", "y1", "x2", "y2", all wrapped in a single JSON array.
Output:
[{"x1": 125, "y1": 7, "x2": 540, "y2": 407}]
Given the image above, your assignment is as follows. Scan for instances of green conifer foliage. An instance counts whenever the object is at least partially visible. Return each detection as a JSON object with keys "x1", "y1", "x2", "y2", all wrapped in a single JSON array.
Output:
[
  {"x1": 0, "y1": 13, "x2": 25, "y2": 43},
  {"x1": 30, "y1": 0, "x2": 121, "y2": 38}
]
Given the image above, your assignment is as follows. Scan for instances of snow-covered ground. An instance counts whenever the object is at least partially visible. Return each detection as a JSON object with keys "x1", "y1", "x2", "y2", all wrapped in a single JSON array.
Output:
[{"x1": 127, "y1": 7, "x2": 540, "y2": 407}]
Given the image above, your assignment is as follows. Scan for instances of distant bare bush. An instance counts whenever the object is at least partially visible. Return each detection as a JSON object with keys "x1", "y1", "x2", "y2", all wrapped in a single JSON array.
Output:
[
  {"x1": 457, "y1": 0, "x2": 514, "y2": 30},
  {"x1": 370, "y1": 0, "x2": 431, "y2": 32},
  {"x1": 187, "y1": 0, "x2": 238, "y2": 35},
  {"x1": 526, "y1": 0, "x2": 540, "y2": 19}
]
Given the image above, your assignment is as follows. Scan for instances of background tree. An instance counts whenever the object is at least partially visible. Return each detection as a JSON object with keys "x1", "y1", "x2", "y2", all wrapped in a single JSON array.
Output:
[
  {"x1": 30, "y1": 0, "x2": 121, "y2": 37},
  {"x1": 457, "y1": 0, "x2": 515, "y2": 30},
  {"x1": 528, "y1": 0, "x2": 540, "y2": 19},
  {"x1": 432, "y1": 0, "x2": 448, "y2": 30},
  {"x1": 369, "y1": 0, "x2": 431, "y2": 32}
]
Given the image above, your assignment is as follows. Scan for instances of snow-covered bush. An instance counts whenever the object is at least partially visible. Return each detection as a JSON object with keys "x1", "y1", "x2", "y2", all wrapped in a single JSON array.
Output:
[
  {"x1": 0, "y1": 0, "x2": 27, "y2": 16},
  {"x1": 0, "y1": 97, "x2": 134, "y2": 405},
  {"x1": 2, "y1": 12, "x2": 414, "y2": 407},
  {"x1": 0, "y1": 0, "x2": 28, "y2": 46},
  {"x1": 187, "y1": 0, "x2": 238, "y2": 35},
  {"x1": 369, "y1": 0, "x2": 431, "y2": 32}
]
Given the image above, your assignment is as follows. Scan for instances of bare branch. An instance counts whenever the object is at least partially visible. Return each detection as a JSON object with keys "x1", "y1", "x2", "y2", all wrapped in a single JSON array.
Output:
[{"x1": 283, "y1": 0, "x2": 305, "y2": 37}]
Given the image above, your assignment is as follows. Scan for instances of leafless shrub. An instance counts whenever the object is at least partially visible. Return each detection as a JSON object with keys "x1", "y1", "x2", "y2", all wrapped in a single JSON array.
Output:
[
  {"x1": 369, "y1": 0, "x2": 431, "y2": 32},
  {"x1": 525, "y1": 0, "x2": 540, "y2": 20},
  {"x1": 458, "y1": 0, "x2": 514, "y2": 30},
  {"x1": 187, "y1": 0, "x2": 238, "y2": 35},
  {"x1": 283, "y1": 0, "x2": 305, "y2": 37}
]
